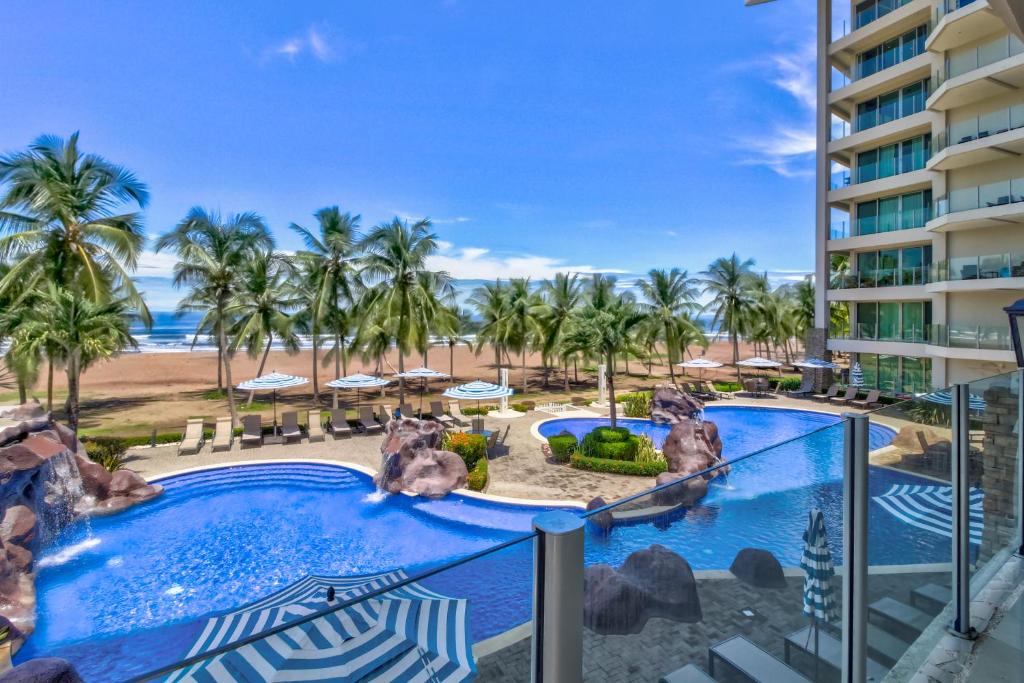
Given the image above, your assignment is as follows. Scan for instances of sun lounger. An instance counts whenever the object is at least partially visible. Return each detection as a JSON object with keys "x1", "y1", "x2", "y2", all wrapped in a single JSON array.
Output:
[
  {"x1": 829, "y1": 386, "x2": 859, "y2": 405},
  {"x1": 787, "y1": 377, "x2": 814, "y2": 398},
  {"x1": 281, "y1": 411, "x2": 302, "y2": 443},
  {"x1": 448, "y1": 401, "x2": 471, "y2": 427},
  {"x1": 430, "y1": 401, "x2": 455, "y2": 428},
  {"x1": 359, "y1": 406, "x2": 383, "y2": 434},
  {"x1": 783, "y1": 626, "x2": 888, "y2": 680},
  {"x1": 709, "y1": 635, "x2": 811, "y2": 682},
  {"x1": 178, "y1": 418, "x2": 205, "y2": 455},
  {"x1": 399, "y1": 403, "x2": 416, "y2": 419},
  {"x1": 659, "y1": 663, "x2": 715, "y2": 683},
  {"x1": 850, "y1": 389, "x2": 882, "y2": 409},
  {"x1": 307, "y1": 410, "x2": 325, "y2": 442},
  {"x1": 696, "y1": 380, "x2": 726, "y2": 399},
  {"x1": 910, "y1": 583, "x2": 949, "y2": 615},
  {"x1": 329, "y1": 409, "x2": 352, "y2": 438},
  {"x1": 241, "y1": 415, "x2": 263, "y2": 448},
  {"x1": 868, "y1": 597, "x2": 933, "y2": 642},
  {"x1": 812, "y1": 384, "x2": 840, "y2": 402},
  {"x1": 485, "y1": 430, "x2": 500, "y2": 457},
  {"x1": 211, "y1": 416, "x2": 232, "y2": 452},
  {"x1": 378, "y1": 405, "x2": 393, "y2": 427}
]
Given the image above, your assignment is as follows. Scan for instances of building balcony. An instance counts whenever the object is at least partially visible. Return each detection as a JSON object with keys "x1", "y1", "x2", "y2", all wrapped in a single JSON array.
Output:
[
  {"x1": 829, "y1": 111, "x2": 935, "y2": 165},
  {"x1": 927, "y1": 34, "x2": 1024, "y2": 111},
  {"x1": 924, "y1": 323, "x2": 1016, "y2": 361},
  {"x1": 827, "y1": 329, "x2": 929, "y2": 356},
  {"x1": 926, "y1": 251, "x2": 1024, "y2": 291},
  {"x1": 829, "y1": 53, "x2": 932, "y2": 118},
  {"x1": 830, "y1": 0, "x2": 933, "y2": 73},
  {"x1": 927, "y1": 1, "x2": 1006, "y2": 53},
  {"x1": 829, "y1": 167, "x2": 933, "y2": 205},
  {"x1": 831, "y1": 266, "x2": 930, "y2": 289},
  {"x1": 828, "y1": 224, "x2": 932, "y2": 251},
  {"x1": 928, "y1": 176, "x2": 1024, "y2": 231},
  {"x1": 927, "y1": 103, "x2": 1024, "y2": 170}
]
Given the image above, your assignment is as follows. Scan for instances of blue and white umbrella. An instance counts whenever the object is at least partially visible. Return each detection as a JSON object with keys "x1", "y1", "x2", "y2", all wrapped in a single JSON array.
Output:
[
  {"x1": 395, "y1": 367, "x2": 450, "y2": 414},
  {"x1": 236, "y1": 371, "x2": 309, "y2": 434},
  {"x1": 677, "y1": 358, "x2": 723, "y2": 383},
  {"x1": 919, "y1": 389, "x2": 987, "y2": 412},
  {"x1": 326, "y1": 373, "x2": 391, "y2": 411},
  {"x1": 169, "y1": 570, "x2": 475, "y2": 682},
  {"x1": 800, "y1": 508, "x2": 838, "y2": 681},
  {"x1": 444, "y1": 380, "x2": 514, "y2": 432},
  {"x1": 736, "y1": 357, "x2": 782, "y2": 369},
  {"x1": 793, "y1": 358, "x2": 839, "y2": 370},
  {"x1": 874, "y1": 483, "x2": 983, "y2": 545},
  {"x1": 849, "y1": 362, "x2": 864, "y2": 387}
]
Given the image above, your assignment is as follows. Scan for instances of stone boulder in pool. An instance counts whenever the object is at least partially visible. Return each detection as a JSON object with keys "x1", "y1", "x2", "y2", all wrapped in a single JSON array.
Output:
[
  {"x1": 650, "y1": 384, "x2": 704, "y2": 425},
  {"x1": 376, "y1": 419, "x2": 468, "y2": 497},
  {"x1": 584, "y1": 544, "x2": 701, "y2": 634},
  {"x1": 662, "y1": 418, "x2": 727, "y2": 477}
]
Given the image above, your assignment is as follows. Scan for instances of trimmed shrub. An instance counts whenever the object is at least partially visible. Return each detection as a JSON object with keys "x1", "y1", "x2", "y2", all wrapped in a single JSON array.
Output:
[
  {"x1": 461, "y1": 405, "x2": 493, "y2": 416},
  {"x1": 591, "y1": 426, "x2": 630, "y2": 443},
  {"x1": 467, "y1": 457, "x2": 488, "y2": 492},
  {"x1": 633, "y1": 435, "x2": 665, "y2": 466},
  {"x1": 570, "y1": 453, "x2": 667, "y2": 476},
  {"x1": 770, "y1": 377, "x2": 803, "y2": 391},
  {"x1": 620, "y1": 392, "x2": 651, "y2": 418},
  {"x1": 547, "y1": 434, "x2": 578, "y2": 463},
  {"x1": 442, "y1": 431, "x2": 488, "y2": 469},
  {"x1": 590, "y1": 439, "x2": 638, "y2": 461},
  {"x1": 83, "y1": 439, "x2": 128, "y2": 472},
  {"x1": 713, "y1": 381, "x2": 742, "y2": 393}
]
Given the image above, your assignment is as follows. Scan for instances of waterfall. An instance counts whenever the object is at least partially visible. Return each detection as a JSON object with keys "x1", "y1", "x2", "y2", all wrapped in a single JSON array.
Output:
[
  {"x1": 34, "y1": 448, "x2": 87, "y2": 546},
  {"x1": 365, "y1": 452, "x2": 400, "y2": 502}
]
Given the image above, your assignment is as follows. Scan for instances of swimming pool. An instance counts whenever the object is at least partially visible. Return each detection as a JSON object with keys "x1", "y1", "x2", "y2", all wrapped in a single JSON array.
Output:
[{"x1": 21, "y1": 409, "x2": 945, "y2": 681}]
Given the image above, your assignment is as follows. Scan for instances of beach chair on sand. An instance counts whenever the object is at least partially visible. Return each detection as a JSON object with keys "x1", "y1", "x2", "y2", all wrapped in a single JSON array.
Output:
[
  {"x1": 829, "y1": 386, "x2": 859, "y2": 406},
  {"x1": 211, "y1": 416, "x2": 232, "y2": 452},
  {"x1": 399, "y1": 403, "x2": 416, "y2": 419},
  {"x1": 486, "y1": 430, "x2": 500, "y2": 458},
  {"x1": 813, "y1": 384, "x2": 840, "y2": 402},
  {"x1": 329, "y1": 408, "x2": 352, "y2": 439},
  {"x1": 359, "y1": 406, "x2": 383, "y2": 434},
  {"x1": 281, "y1": 411, "x2": 302, "y2": 443},
  {"x1": 178, "y1": 418, "x2": 204, "y2": 455},
  {"x1": 430, "y1": 401, "x2": 455, "y2": 428},
  {"x1": 378, "y1": 405, "x2": 393, "y2": 427},
  {"x1": 851, "y1": 389, "x2": 882, "y2": 409},
  {"x1": 787, "y1": 376, "x2": 814, "y2": 398},
  {"x1": 307, "y1": 410, "x2": 325, "y2": 442},
  {"x1": 448, "y1": 401, "x2": 471, "y2": 427},
  {"x1": 241, "y1": 415, "x2": 263, "y2": 448}
]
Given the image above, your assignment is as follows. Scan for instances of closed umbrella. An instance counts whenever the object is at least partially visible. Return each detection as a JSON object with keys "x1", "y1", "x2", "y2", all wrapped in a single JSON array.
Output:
[
  {"x1": 236, "y1": 372, "x2": 309, "y2": 437},
  {"x1": 849, "y1": 362, "x2": 864, "y2": 387},
  {"x1": 443, "y1": 380, "x2": 514, "y2": 433},
  {"x1": 325, "y1": 373, "x2": 391, "y2": 412},
  {"x1": 800, "y1": 508, "x2": 838, "y2": 682},
  {"x1": 677, "y1": 358, "x2": 723, "y2": 384},
  {"x1": 395, "y1": 367, "x2": 450, "y2": 415}
]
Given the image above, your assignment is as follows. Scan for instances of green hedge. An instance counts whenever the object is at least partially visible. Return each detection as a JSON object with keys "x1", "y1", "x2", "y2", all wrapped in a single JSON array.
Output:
[
  {"x1": 547, "y1": 434, "x2": 577, "y2": 462},
  {"x1": 591, "y1": 426, "x2": 630, "y2": 443},
  {"x1": 712, "y1": 381, "x2": 742, "y2": 393},
  {"x1": 570, "y1": 453, "x2": 667, "y2": 476},
  {"x1": 83, "y1": 440, "x2": 128, "y2": 472},
  {"x1": 442, "y1": 432, "x2": 488, "y2": 469},
  {"x1": 619, "y1": 392, "x2": 651, "y2": 418},
  {"x1": 590, "y1": 438, "x2": 639, "y2": 461},
  {"x1": 770, "y1": 377, "x2": 803, "y2": 391},
  {"x1": 467, "y1": 457, "x2": 488, "y2": 492},
  {"x1": 461, "y1": 405, "x2": 493, "y2": 416}
]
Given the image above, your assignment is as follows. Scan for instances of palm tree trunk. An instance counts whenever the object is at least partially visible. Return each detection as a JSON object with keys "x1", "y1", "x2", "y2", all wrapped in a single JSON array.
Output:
[
  {"x1": 493, "y1": 345, "x2": 501, "y2": 382},
  {"x1": 46, "y1": 359, "x2": 54, "y2": 411},
  {"x1": 65, "y1": 354, "x2": 80, "y2": 436},
  {"x1": 332, "y1": 332, "x2": 341, "y2": 410},
  {"x1": 398, "y1": 352, "x2": 406, "y2": 406},
  {"x1": 606, "y1": 355, "x2": 618, "y2": 429},
  {"x1": 450, "y1": 343, "x2": 455, "y2": 382},
  {"x1": 17, "y1": 380, "x2": 26, "y2": 405},
  {"x1": 311, "y1": 333, "x2": 320, "y2": 404},
  {"x1": 216, "y1": 324, "x2": 224, "y2": 391},
  {"x1": 248, "y1": 332, "x2": 273, "y2": 406},
  {"x1": 220, "y1": 321, "x2": 239, "y2": 428},
  {"x1": 574, "y1": 357, "x2": 578, "y2": 383},
  {"x1": 564, "y1": 357, "x2": 570, "y2": 392},
  {"x1": 522, "y1": 348, "x2": 527, "y2": 394}
]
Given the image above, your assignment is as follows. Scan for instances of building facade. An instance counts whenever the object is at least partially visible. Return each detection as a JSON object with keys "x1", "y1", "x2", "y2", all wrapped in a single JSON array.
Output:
[{"x1": 818, "y1": 0, "x2": 1024, "y2": 393}]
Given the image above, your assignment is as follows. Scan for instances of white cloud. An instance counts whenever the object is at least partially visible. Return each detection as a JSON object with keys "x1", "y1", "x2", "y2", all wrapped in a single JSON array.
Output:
[
  {"x1": 768, "y1": 45, "x2": 817, "y2": 111},
  {"x1": 425, "y1": 243, "x2": 627, "y2": 281},
  {"x1": 737, "y1": 125, "x2": 816, "y2": 178},
  {"x1": 136, "y1": 250, "x2": 179, "y2": 278},
  {"x1": 266, "y1": 26, "x2": 336, "y2": 63},
  {"x1": 390, "y1": 210, "x2": 471, "y2": 226}
]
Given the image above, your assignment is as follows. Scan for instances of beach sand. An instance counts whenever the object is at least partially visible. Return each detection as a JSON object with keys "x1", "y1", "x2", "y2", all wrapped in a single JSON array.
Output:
[{"x1": 16, "y1": 340, "x2": 767, "y2": 436}]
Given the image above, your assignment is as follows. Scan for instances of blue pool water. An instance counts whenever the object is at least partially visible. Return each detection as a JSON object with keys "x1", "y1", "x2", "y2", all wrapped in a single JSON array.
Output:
[{"x1": 20, "y1": 408, "x2": 948, "y2": 681}]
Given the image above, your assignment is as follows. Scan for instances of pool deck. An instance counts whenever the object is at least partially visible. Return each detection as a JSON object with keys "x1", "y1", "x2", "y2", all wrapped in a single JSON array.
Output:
[{"x1": 126, "y1": 394, "x2": 888, "y2": 505}]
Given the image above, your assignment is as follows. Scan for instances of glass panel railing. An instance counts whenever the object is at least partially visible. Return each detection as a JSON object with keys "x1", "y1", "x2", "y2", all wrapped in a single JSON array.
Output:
[
  {"x1": 831, "y1": 170, "x2": 852, "y2": 190},
  {"x1": 830, "y1": 220, "x2": 850, "y2": 240},
  {"x1": 938, "y1": 253, "x2": 1020, "y2": 281},
  {"x1": 936, "y1": 0, "x2": 978, "y2": 22},
  {"x1": 930, "y1": 103, "x2": 1024, "y2": 154},
  {"x1": 935, "y1": 177, "x2": 1024, "y2": 216},
  {"x1": 939, "y1": 33, "x2": 1024, "y2": 85},
  {"x1": 928, "y1": 324, "x2": 1013, "y2": 350},
  {"x1": 832, "y1": 267, "x2": 930, "y2": 289}
]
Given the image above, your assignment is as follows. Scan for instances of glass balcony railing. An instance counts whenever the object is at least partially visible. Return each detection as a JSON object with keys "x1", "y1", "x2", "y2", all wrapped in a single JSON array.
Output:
[
  {"x1": 936, "y1": 0, "x2": 978, "y2": 21},
  {"x1": 837, "y1": 322, "x2": 930, "y2": 342},
  {"x1": 930, "y1": 252, "x2": 1024, "y2": 282},
  {"x1": 932, "y1": 103, "x2": 1024, "y2": 153},
  {"x1": 935, "y1": 177, "x2": 1024, "y2": 216},
  {"x1": 936, "y1": 33, "x2": 1024, "y2": 87},
  {"x1": 830, "y1": 220, "x2": 851, "y2": 240},
  {"x1": 928, "y1": 323, "x2": 1013, "y2": 350},
  {"x1": 829, "y1": 207, "x2": 932, "y2": 239},
  {"x1": 832, "y1": 266, "x2": 930, "y2": 289}
]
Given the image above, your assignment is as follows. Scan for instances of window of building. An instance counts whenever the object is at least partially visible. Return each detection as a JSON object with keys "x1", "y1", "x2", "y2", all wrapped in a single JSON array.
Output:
[
  {"x1": 855, "y1": 353, "x2": 932, "y2": 394},
  {"x1": 856, "y1": 24, "x2": 927, "y2": 79},
  {"x1": 855, "y1": 135, "x2": 930, "y2": 183},
  {"x1": 856, "y1": 80, "x2": 929, "y2": 132},
  {"x1": 855, "y1": 190, "x2": 932, "y2": 236}
]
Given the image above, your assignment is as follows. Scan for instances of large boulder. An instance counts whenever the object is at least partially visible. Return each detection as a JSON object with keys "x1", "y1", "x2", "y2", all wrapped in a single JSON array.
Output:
[
  {"x1": 583, "y1": 544, "x2": 701, "y2": 634},
  {"x1": 650, "y1": 385, "x2": 704, "y2": 425},
  {"x1": 73, "y1": 455, "x2": 112, "y2": 500},
  {"x1": 0, "y1": 658, "x2": 84, "y2": 683},
  {"x1": 730, "y1": 548, "x2": 787, "y2": 589},
  {"x1": 108, "y1": 470, "x2": 147, "y2": 496},
  {"x1": 662, "y1": 419, "x2": 728, "y2": 477},
  {"x1": 376, "y1": 419, "x2": 468, "y2": 497},
  {"x1": 0, "y1": 507, "x2": 36, "y2": 548},
  {"x1": 585, "y1": 496, "x2": 613, "y2": 531},
  {"x1": 651, "y1": 473, "x2": 709, "y2": 507}
]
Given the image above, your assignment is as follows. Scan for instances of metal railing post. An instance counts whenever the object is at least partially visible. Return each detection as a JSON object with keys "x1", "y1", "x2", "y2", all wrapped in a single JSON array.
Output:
[
  {"x1": 1017, "y1": 368, "x2": 1024, "y2": 557},
  {"x1": 841, "y1": 412, "x2": 869, "y2": 683},
  {"x1": 532, "y1": 511, "x2": 584, "y2": 683},
  {"x1": 950, "y1": 383, "x2": 977, "y2": 638}
]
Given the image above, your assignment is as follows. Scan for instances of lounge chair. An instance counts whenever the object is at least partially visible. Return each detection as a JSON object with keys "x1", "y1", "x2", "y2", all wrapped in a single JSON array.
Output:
[
  {"x1": 851, "y1": 389, "x2": 882, "y2": 409},
  {"x1": 359, "y1": 406, "x2": 383, "y2": 434},
  {"x1": 912, "y1": 431, "x2": 951, "y2": 471},
  {"x1": 708, "y1": 635, "x2": 810, "y2": 682},
  {"x1": 178, "y1": 418, "x2": 205, "y2": 455},
  {"x1": 399, "y1": 403, "x2": 416, "y2": 419},
  {"x1": 659, "y1": 664, "x2": 715, "y2": 683},
  {"x1": 241, "y1": 415, "x2": 263, "y2": 448},
  {"x1": 307, "y1": 410, "x2": 325, "y2": 442},
  {"x1": 829, "y1": 386, "x2": 859, "y2": 405},
  {"x1": 868, "y1": 597, "x2": 932, "y2": 642},
  {"x1": 696, "y1": 380, "x2": 725, "y2": 399},
  {"x1": 812, "y1": 384, "x2": 840, "y2": 402},
  {"x1": 329, "y1": 408, "x2": 352, "y2": 439},
  {"x1": 378, "y1": 404, "x2": 393, "y2": 427},
  {"x1": 211, "y1": 416, "x2": 232, "y2": 452},
  {"x1": 448, "y1": 401, "x2": 471, "y2": 427},
  {"x1": 786, "y1": 376, "x2": 814, "y2": 398},
  {"x1": 485, "y1": 430, "x2": 500, "y2": 457},
  {"x1": 783, "y1": 626, "x2": 890, "y2": 680},
  {"x1": 429, "y1": 401, "x2": 455, "y2": 428},
  {"x1": 280, "y1": 411, "x2": 302, "y2": 443}
]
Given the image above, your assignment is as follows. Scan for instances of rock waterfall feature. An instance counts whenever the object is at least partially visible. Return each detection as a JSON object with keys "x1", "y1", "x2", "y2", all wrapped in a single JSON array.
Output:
[{"x1": 374, "y1": 419, "x2": 468, "y2": 497}]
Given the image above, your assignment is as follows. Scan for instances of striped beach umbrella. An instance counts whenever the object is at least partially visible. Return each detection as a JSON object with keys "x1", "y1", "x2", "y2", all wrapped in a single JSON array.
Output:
[
  {"x1": 395, "y1": 367, "x2": 450, "y2": 414},
  {"x1": 849, "y1": 362, "x2": 864, "y2": 387},
  {"x1": 677, "y1": 358, "x2": 723, "y2": 383},
  {"x1": 800, "y1": 508, "x2": 838, "y2": 679},
  {"x1": 874, "y1": 483, "x2": 984, "y2": 545},
  {"x1": 169, "y1": 570, "x2": 475, "y2": 682},
  {"x1": 444, "y1": 380, "x2": 514, "y2": 433},
  {"x1": 236, "y1": 371, "x2": 309, "y2": 435},
  {"x1": 919, "y1": 388, "x2": 987, "y2": 412},
  {"x1": 793, "y1": 358, "x2": 839, "y2": 370},
  {"x1": 326, "y1": 373, "x2": 391, "y2": 411}
]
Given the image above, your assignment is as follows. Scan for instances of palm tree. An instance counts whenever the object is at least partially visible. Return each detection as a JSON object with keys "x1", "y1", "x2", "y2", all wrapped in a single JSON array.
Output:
[
  {"x1": 537, "y1": 273, "x2": 583, "y2": 391},
  {"x1": 699, "y1": 253, "x2": 756, "y2": 379},
  {"x1": 0, "y1": 133, "x2": 151, "y2": 322},
  {"x1": 636, "y1": 268, "x2": 699, "y2": 385},
  {"x1": 290, "y1": 208, "x2": 362, "y2": 407},
  {"x1": 442, "y1": 306, "x2": 474, "y2": 382},
  {"x1": 503, "y1": 278, "x2": 543, "y2": 393},
  {"x1": 11, "y1": 286, "x2": 136, "y2": 435},
  {"x1": 468, "y1": 280, "x2": 511, "y2": 381},
  {"x1": 358, "y1": 218, "x2": 453, "y2": 407},
  {"x1": 792, "y1": 277, "x2": 816, "y2": 344},
  {"x1": 155, "y1": 208, "x2": 272, "y2": 427},
  {"x1": 228, "y1": 251, "x2": 301, "y2": 404}
]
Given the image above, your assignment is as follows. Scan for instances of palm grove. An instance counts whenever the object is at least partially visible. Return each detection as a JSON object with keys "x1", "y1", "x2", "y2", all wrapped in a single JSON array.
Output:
[{"x1": 0, "y1": 135, "x2": 816, "y2": 435}]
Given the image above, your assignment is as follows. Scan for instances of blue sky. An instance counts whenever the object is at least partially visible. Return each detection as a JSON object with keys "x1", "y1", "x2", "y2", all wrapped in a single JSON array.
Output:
[{"x1": 0, "y1": 0, "x2": 838, "y2": 310}]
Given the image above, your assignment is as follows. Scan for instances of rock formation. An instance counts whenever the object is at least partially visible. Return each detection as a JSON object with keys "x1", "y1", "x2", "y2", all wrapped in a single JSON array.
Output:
[
  {"x1": 0, "y1": 403, "x2": 162, "y2": 644},
  {"x1": 729, "y1": 548, "x2": 787, "y2": 589},
  {"x1": 662, "y1": 419, "x2": 727, "y2": 477},
  {"x1": 0, "y1": 657, "x2": 83, "y2": 683},
  {"x1": 584, "y1": 544, "x2": 701, "y2": 635},
  {"x1": 585, "y1": 496, "x2": 613, "y2": 531},
  {"x1": 375, "y1": 419, "x2": 468, "y2": 497},
  {"x1": 650, "y1": 384, "x2": 704, "y2": 425}
]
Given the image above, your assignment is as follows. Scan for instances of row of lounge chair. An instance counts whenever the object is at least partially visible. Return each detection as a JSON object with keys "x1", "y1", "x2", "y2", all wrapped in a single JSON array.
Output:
[
  {"x1": 794, "y1": 383, "x2": 883, "y2": 409},
  {"x1": 681, "y1": 381, "x2": 727, "y2": 401}
]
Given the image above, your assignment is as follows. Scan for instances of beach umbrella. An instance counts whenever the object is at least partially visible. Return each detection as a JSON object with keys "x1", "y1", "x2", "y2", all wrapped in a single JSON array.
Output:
[
  {"x1": 443, "y1": 380, "x2": 514, "y2": 433},
  {"x1": 874, "y1": 483, "x2": 984, "y2": 545},
  {"x1": 736, "y1": 357, "x2": 783, "y2": 369},
  {"x1": 918, "y1": 388, "x2": 987, "y2": 411},
  {"x1": 236, "y1": 371, "x2": 309, "y2": 436},
  {"x1": 168, "y1": 570, "x2": 475, "y2": 682},
  {"x1": 849, "y1": 362, "x2": 864, "y2": 387},
  {"x1": 793, "y1": 358, "x2": 839, "y2": 370},
  {"x1": 677, "y1": 358, "x2": 723, "y2": 383},
  {"x1": 395, "y1": 366, "x2": 450, "y2": 415},
  {"x1": 800, "y1": 508, "x2": 838, "y2": 682},
  {"x1": 325, "y1": 373, "x2": 391, "y2": 412}
]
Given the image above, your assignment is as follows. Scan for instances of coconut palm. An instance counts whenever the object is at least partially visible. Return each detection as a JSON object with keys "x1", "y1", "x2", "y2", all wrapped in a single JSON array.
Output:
[
  {"x1": 358, "y1": 218, "x2": 453, "y2": 407},
  {"x1": 503, "y1": 278, "x2": 543, "y2": 393},
  {"x1": 699, "y1": 253, "x2": 756, "y2": 378},
  {"x1": 227, "y1": 251, "x2": 301, "y2": 404},
  {"x1": 442, "y1": 306, "x2": 474, "y2": 382},
  {"x1": 636, "y1": 268, "x2": 700, "y2": 385},
  {"x1": 155, "y1": 208, "x2": 272, "y2": 427},
  {"x1": 10, "y1": 285, "x2": 136, "y2": 435},
  {"x1": 792, "y1": 277, "x2": 816, "y2": 342},
  {"x1": 0, "y1": 133, "x2": 150, "y2": 322},
  {"x1": 468, "y1": 280, "x2": 511, "y2": 381},
  {"x1": 537, "y1": 273, "x2": 583, "y2": 391}
]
